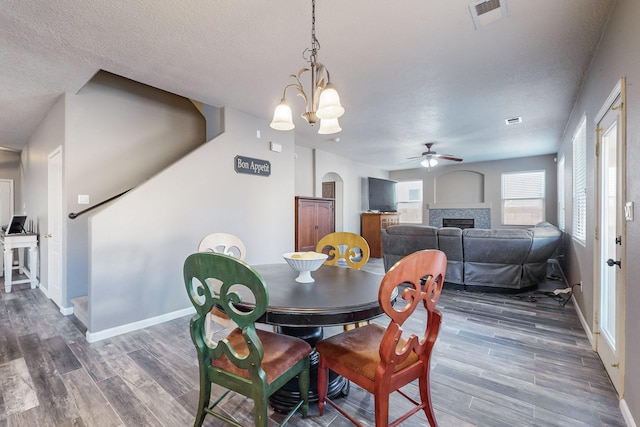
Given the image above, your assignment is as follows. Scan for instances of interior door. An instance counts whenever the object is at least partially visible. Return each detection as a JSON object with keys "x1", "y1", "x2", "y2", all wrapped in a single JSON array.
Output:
[
  {"x1": 595, "y1": 80, "x2": 625, "y2": 395},
  {"x1": 0, "y1": 179, "x2": 14, "y2": 226},
  {"x1": 47, "y1": 146, "x2": 64, "y2": 308}
]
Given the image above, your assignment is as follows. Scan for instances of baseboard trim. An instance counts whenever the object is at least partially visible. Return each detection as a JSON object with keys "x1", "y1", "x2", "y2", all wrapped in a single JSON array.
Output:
[
  {"x1": 571, "y1": 293, "x2": 594, "y2": 348},
  {"x1": 621, "y1": 399, "x2": 638, "y2": 427},
  {"x1": 59, "y1": 305, "x2": 74, "y2": 316},
  {"x1": 85, "y1": 306, "x2": 196, "y2": 343}
]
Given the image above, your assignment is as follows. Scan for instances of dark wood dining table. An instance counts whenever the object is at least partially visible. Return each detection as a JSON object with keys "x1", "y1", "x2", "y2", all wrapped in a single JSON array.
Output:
[{"x1": 235, "y1": 262, "x2": 389, "y2": 411}]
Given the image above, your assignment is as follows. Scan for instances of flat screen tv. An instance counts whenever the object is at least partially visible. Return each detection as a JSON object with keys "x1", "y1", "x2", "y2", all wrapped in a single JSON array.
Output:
[{"x1": 368, "y1": 177, "x2": 397, "y2": 212}]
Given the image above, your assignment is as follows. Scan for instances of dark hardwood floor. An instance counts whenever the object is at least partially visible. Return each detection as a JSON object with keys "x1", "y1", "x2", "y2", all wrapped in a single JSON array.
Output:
[{"x1": 0, "y1": 261, "x2": 626, "y2": 426}]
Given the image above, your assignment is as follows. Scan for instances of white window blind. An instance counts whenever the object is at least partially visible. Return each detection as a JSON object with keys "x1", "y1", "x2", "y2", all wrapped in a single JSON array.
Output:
[
  {"x1": 572, "y1": 117, "x2": 587, "y2": 243},
  {"x1": 501, "y1": 170, "x2": 545, "y2": 225}
]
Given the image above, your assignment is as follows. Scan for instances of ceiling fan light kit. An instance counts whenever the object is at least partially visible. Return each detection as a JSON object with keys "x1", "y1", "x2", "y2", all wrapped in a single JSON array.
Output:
[
  {"x1": 270, "y1": 0, "x2": 344, "y2": 135},
  {"x1": 407, "y1": 143, "x2": 463, "y2": 168},
  {"x1": 421, "y1": 158, "x2": 438, "y2": 168}
]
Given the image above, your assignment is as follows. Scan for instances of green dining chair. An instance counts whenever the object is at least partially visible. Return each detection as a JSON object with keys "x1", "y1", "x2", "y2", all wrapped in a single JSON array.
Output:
[{"x1": 184, "y1": 252, "x2": 311, "y2": 427}]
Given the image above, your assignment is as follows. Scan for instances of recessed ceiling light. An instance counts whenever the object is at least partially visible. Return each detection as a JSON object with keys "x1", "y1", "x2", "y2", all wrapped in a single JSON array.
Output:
[{"x1": 505, "y1": 116, "x2": 522, "y2": 125}]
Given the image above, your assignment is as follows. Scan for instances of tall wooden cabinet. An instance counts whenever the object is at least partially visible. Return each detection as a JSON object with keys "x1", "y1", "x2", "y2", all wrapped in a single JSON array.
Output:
[
  {"x1": 295, "y1": 197, "x2": 335, "y2": 252},
  {"x1": 361, "y1": 212, "x2": 399, "y2": 258}
]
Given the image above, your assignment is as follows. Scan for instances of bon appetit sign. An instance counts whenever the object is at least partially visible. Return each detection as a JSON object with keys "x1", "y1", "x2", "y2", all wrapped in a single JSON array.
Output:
[{"x1": 234, "y1": 155, "x2": 271, "y2": 177}]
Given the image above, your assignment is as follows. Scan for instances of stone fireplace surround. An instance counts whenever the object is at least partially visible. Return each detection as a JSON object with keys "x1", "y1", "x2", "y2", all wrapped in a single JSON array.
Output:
[{"x1": 428, "y1": 203, "x2": 491, "y2": 229}]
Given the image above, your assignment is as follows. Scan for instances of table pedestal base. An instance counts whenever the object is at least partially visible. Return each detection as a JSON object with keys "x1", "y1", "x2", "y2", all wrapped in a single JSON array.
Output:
[{"x1": 269, "y1": 326, "x2": 348, "y2": 413}]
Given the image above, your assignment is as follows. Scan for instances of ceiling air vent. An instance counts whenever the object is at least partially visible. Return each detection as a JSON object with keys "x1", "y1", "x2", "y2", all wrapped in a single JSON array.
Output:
[
  {"x1": 505, "y1": 116, "x2": 522, "y2": 125},
  {"x1": 469, "y1": 0, "x2": 508, "y2": 29}
]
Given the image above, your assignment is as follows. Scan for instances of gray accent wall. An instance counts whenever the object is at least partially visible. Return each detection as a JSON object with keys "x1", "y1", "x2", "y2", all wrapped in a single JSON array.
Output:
[
  {"x1": 556, "y1": 0, "x2": 640, "y2": 421},
  {"x1": 21, "y1": 73, "x2": 207, "y2": 311},
  {"x1": 390, "y1": 154, "x2": 558, "y2": 229},
  {"x1": 88, "y1": 108, "x2": 295, "y2": 335}
]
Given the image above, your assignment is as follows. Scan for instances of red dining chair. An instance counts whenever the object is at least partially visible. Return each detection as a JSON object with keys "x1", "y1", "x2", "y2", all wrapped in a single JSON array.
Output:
[{"x1": 316, "y1": 249, "x2": 447, "y2": 427}]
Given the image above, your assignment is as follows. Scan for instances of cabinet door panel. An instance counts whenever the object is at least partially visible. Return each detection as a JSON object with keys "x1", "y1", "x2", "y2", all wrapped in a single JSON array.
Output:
[
  {"x1": 295, "y1": 197, "x2": 335, "y2": 252},
  {"x1": 316, "y1": 201, "x2": 335, "y2": 242}
]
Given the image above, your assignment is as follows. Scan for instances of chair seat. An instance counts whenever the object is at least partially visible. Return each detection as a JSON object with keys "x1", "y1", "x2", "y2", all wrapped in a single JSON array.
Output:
[
  {"x1": 316, "y1": 324, "x2": 419, "y2": 382},
  {"x1": 211, "y1": 328, "x2": 312, "y2": 385}
]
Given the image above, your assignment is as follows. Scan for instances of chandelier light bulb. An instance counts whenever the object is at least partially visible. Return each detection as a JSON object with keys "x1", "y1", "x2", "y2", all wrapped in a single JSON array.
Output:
[
  {"x1": 318, "y1": 117, "x2": 342, "y2": 134},
  {"x1": 316, "y1": 83, "x2": 345, "y2": 119},
  {"x1": 270, "y1": 99, "x2": 295, "y2": 131}
]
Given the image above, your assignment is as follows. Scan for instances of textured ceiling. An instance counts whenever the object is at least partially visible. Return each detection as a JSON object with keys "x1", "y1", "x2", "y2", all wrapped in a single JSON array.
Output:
[{"x1": 0, "y1": 0, "x2": 616, "y2": 169}]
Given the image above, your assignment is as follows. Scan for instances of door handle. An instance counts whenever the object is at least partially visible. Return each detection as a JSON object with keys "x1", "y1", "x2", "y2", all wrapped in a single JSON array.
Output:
[{"x1": 606, "y1": 258, "x2": 621, "y2": 268}]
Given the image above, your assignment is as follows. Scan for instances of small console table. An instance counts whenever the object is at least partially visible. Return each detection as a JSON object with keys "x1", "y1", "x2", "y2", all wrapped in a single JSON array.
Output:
[{"x1": 0, "y1": 231, "x2": 39, "y2": 293}]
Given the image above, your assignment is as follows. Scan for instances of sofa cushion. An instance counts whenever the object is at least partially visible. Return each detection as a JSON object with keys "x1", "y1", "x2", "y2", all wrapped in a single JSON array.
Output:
[
  {"x1": 522, "y1": 222, "x2": 563, "y2": 286},
  {"x1": 381, "y1": 225, "x2": 438, "y2": 272},
  {"x1": 463, "y1": 228, "x2": 533, "y2": 289},
  {"x1": 437, "y1": 227, "x2": 463, "y2": 285}
]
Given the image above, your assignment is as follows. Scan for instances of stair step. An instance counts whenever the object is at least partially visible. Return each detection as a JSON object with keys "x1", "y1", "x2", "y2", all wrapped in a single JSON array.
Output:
[{"x1": 71, "y1": 296, "x2": 88, "y2": 327}]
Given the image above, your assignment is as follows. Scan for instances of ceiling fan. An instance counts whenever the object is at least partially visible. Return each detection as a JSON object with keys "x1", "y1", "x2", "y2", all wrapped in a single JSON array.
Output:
[{"x1": 406, "y1": 143, "x2": 463, "y2": 168}]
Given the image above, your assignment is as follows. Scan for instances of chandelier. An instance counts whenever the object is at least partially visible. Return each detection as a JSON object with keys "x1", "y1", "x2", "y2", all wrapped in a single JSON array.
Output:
[{"x1": 270, "y1": 0, "x2": 344, "y2": 135}]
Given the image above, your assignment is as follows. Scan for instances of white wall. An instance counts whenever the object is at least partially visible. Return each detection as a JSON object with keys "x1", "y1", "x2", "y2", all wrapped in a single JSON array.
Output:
[
  {"x1": 88, "y1": 108, "x2": 295, "y2": 335},
  {"x1": 294, "y1": 145, "x2": 314, "y2": 196}
]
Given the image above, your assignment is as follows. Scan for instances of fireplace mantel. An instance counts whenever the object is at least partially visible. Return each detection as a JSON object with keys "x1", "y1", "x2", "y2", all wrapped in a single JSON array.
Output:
[{"x1": 427, "y1": 203, "x2": 491, "y2": 209}]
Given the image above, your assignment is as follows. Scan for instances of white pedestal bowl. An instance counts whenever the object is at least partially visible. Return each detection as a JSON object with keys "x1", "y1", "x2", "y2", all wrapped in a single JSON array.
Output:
[{"x1": 283, "y1": 252, "x2": 329, "y2": 283}]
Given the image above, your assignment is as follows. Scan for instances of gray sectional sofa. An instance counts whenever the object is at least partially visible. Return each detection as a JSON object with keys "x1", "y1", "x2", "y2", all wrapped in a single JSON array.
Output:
[{"x1": 380, "y1": 222, "x2": 562, "y2": 291}]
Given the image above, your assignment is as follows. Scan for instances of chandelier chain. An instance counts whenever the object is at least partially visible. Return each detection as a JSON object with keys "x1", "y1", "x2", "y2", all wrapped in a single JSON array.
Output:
[{"x1": 305, "y1": 0, "x2": 320, "y2": 64}]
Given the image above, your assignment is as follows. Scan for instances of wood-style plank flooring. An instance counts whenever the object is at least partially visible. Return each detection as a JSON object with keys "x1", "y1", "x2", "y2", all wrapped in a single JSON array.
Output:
[{"x1": 0, "y1": 260, "x2": 627, "y2": 426}]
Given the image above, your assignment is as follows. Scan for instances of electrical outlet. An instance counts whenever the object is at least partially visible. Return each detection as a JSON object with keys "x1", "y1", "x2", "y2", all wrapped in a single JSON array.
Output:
[{"x1": 577, "y1": 281, "x2": 583, "y2": 291}]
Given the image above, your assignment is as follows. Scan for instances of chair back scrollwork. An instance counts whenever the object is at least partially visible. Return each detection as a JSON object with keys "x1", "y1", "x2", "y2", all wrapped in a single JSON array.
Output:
[{"x1": 316, "y1": 232, "x2": 371, "y2": 270}]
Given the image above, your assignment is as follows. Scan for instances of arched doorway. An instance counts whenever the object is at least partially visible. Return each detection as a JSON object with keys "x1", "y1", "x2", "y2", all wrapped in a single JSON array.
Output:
[{"x1": 321, "y1": 172, "x2": 344, "y2": 231}]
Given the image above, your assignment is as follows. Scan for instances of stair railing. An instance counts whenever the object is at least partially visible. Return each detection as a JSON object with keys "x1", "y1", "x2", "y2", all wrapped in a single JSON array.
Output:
[{"x1": 68, "y1": 188, "x2": 133, "y2": 219}]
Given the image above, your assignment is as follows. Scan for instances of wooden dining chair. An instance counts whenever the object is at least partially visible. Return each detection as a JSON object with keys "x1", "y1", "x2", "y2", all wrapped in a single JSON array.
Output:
[
  {"x1": 198, "y1": 233, "x2": 248, "y2": 331},
  {"x1": 317, "y1": 231, "x2": 372, "y2": 330},
  {"x1": 198, "y1": 232, "x2": 247, "y2": 259},
  {"x1": 315, "y1": 249, "x2": 447, "y2": 427},
  {"x1": 316, "y1": 231, "x2": 370, "y2": 270},
  {"x1": 184, "y1": 252, "x2": 311, "y2": 427}
]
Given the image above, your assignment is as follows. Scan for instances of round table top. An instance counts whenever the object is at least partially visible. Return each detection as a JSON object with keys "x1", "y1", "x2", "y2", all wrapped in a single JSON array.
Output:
[{"x1": 238, "y1": 263, "x2": 387, "y2": 327}]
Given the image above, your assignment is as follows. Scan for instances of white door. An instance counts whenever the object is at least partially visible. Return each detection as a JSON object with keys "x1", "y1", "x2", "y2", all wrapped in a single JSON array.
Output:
[
  {"x1": 595, "y1": 80, "x2": 625, "y2": 395},
  {"x1": 0, "y1": 179, "x2": 14, "y2": 226},
  {"x1": 47, "y1": 147, "x2": 64, "y2": 308}
]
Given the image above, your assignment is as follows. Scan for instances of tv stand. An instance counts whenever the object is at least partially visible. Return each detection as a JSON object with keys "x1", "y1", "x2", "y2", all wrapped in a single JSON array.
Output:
[{"x1": 361, "y1": 212, "x2": 399, "y2": 258}]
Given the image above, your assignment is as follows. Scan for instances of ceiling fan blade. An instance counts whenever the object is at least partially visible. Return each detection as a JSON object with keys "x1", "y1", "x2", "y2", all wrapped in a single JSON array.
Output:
[
  {"x1": 437, "y1": 155, "x2": 463, "y2": 162},
  {"x1": 405, "y1": 155, "x2": 421, "y2": 160},
  {"x1": 400, "y1": 158, "x2": 420, "y2": 165}
]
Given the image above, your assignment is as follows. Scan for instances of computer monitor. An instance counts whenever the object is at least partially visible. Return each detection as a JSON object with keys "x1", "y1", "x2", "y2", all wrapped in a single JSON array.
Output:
[{"x1": 5, "y1": 215, "x2": 27, "y2": 234}]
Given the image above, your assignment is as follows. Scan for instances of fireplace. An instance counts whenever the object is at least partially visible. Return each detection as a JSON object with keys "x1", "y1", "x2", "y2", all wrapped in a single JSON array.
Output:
[
  {"x1": 428, "y1": 203, "x2": 491, "y2": 229},
  {"x1": 442, "y1": 218, "x2": 474, "y2": 229}
]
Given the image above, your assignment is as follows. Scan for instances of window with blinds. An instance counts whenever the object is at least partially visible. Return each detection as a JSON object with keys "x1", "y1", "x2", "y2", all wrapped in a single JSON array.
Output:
[
  {"x1": 572, "y1": 117, "x2": 587, "y2": 243},
  {"x1": 397, "y1": 180, "x2": 423, "y2": 224},
  {"x1": 501, "y1": 170, "x2": 546, "y2": 225}
]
